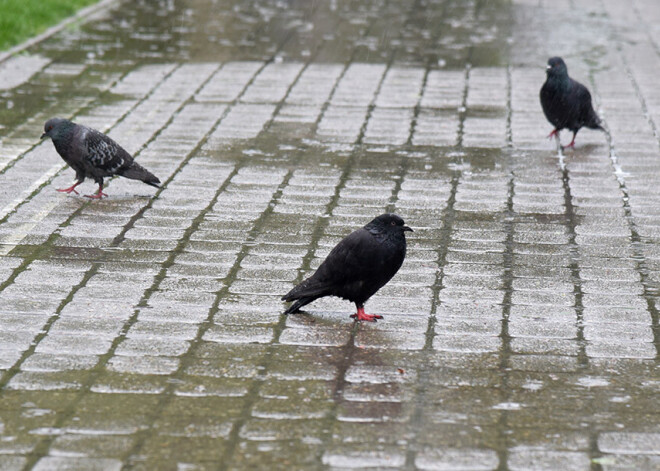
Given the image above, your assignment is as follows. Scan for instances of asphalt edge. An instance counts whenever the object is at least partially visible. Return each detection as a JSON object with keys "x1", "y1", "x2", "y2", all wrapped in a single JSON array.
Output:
[{"x1": 0, "y1": 0, "x2": 122, "y2": 65}]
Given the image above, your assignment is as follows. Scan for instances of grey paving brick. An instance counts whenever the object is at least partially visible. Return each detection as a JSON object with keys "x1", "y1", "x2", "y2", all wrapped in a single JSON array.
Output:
[
  {"x1": 0, "y1": 456, "x2": 28, "y2": 471},
  {"x1": 322, "y1": 449, "x2": 406, "y2": 468},
  {"x1": 415, "y1": 448, "x2": 499, "y2": 470},
  {"x1": 363, "y1": 108, "x2": 415, "y2": 145},
  {"x1": 195, "y1": 61, "x2": 262, "y2": 102},
  {"x1": 0, "y1": 54, "x2": 51, "y2": 91},
  {"x1": 32, "y1": 456, "x2": 122, "y2": 471},
  {"x1": 508, "y1": 448, "x2": 591, "y2": 471},
  {"x1": 599, "y1": 432, "x2": 660, "y2": 454},
  {"x1": 241, "y1": 62, "x2": 304, "y2": 104}
]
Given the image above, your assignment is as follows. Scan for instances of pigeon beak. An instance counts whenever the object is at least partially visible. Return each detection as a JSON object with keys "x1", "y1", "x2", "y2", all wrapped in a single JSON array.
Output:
[
  {"x1": 403, "y1": 225, "x2": 413, "y2": 232},
  {"x1": 546, "y1": 65, "x2": 551, "y2": 71},
  {"x1": 40, "y1": 133, "x2": 48, "y2": 140}
]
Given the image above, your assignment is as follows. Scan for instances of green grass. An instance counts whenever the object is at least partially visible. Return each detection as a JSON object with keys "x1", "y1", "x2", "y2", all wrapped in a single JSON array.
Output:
[{"x1": 0, "y1": 0, "x2": 100, "y2": 51}]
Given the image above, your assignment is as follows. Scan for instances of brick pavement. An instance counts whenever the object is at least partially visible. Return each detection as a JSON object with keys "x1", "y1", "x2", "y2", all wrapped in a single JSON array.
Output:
[{"x1": 0, "y1": 0, "x2": 659, "y2": 469}]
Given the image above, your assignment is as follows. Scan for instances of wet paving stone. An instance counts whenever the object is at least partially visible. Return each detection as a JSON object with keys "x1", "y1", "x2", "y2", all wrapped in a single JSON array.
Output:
[{"x1": 0, "y1": 0, "x2": 660, "y2": 469}]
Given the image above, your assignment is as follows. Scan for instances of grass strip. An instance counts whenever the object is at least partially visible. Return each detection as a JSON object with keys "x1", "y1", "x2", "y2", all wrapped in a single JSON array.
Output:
[{"x1": 0, "y1": 0, "x2": 100, "y2": 51}]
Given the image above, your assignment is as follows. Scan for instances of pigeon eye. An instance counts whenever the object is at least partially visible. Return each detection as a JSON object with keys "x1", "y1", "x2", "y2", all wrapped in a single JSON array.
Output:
[{"x1": 391, "y1": 221, "x2": 396, "y2": 226}]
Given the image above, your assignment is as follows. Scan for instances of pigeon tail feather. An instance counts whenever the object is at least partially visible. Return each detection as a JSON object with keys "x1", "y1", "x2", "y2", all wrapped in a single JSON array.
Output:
[
  {"x1": 588, "y1": 119, "x2": 605, "y2": 131},
  {"x1": 281, "y1": 279, "x2": 333, "y2": 314},
  {"x1": 282, "y1": 277, "x2": 332, "y2": 301},
  {"x1": 121, "y1": 162, "x2": 161, "y2": 188},
  {"x1": 282, "y1": 298, "x2": 314, "y2": 315},
  {"x1": 585, "y1": 107, "x2": 603, "y2": 131}
]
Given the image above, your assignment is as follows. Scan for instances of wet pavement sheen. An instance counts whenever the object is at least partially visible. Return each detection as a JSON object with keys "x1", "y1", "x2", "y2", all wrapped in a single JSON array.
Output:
[{"x1": 0, "y1": 0, "x2": 660, "y2": 469}]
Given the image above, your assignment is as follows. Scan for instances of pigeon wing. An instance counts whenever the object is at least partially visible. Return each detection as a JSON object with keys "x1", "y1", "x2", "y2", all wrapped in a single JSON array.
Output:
[
  {"x1": 571, "y1": 79, "x2": 601, "y2": 128},
  {"x1": 309, "y1": 229, "x2": 393, "y2": 303},
  {"x1": 282, "y1": 229, "x2": 379, "y2": 301},
  {"x1": 80, "y1": 126, "x2": 133, "y2": 174},
  {"x1": 540, "y1": 80, "x2": 567, "y2": 129},
  {"x1": 319, "y1": 230, "x2": 385, "y2": 283}
]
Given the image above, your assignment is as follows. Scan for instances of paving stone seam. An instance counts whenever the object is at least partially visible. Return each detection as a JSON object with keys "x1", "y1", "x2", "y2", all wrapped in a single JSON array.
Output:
[
  {"x1": 382, "y1": 65, "x2": 429, "y2": 215},
  {"x1": 196, "y1": 172, "x2": 302, "y2": 469},
  {"x1": 125, "y1": 21, "x2": 387, "y2": 463},
  {"x1": 505, "y1": 65, "x2": 513, "y2": 148},
  {"x1": 19, "y1": 57, "x2": 284, "y2": 466},
  {"x1": 119, "y1": 40, "x2": 338, "y2": 470},
  {"x1": 587, "y1": 68, "x2": 660, "y2": 360},
  {"x1": 286, "y1": 57, "x2": 397, "y2": 467},
  {"x1": 353, "y1": 68, "x2": 393, "y2": 147},
  {"x1": 178, "y1": 157, "x2": 310, "y2": 468},
  {"x1": 307, "y1": 62, "x2": 351, "y2": 138},
  {"x1": 347, "y1": 120, "x2": 412, "y2": 471},
  {"x1": 611, "y1": 46, "x2": 660, "y2": 150},
  {"x1": 6, "y1": 63, "x2": 261, "y2": 468},
  {"x1": 420, "y1": 0, "x2": 453, "y2": 73},
  {"x1": 559, "y1": 157, "x2": 589, "y2": 366},
  {"x1": 258, "y1": 15, "x2": 345, "y2": 136},
  {"x1": 209, "y1": 167, "x2": 322, "y2": 467},
  {"x1": 493, "y1": 171, "x2": 516, "y2": 471},
  {"x1": 500, "y1": 69, "x2": 515, "y2": 365},
  {"x1": 588, "y1": 433, "x2": 604, "y2": 471},
  {"x1": 0, "y1": 74, "x2": 262, "y2": 468},
  {"x1": 262, "y1": 63, "x2": 354, "y2": 291},
  {"x1": 455, "y1": 65, "x2": 470, "y2": 148},
  {"x1": 314, "y1": 164, "x2": 403, "y2": 462},
  {"x1": 403, "y1": 173, "x2": 459, "y2": 469},
  {"x1": 263, "y1": 2, "x2": 393, "y2": 296},
  {"x1": 382, "y1": 42, "x2": 456, "y2": 469},
  {"x1": 115, "y1": 164, "x2": 248, "y2": 469},
  {"x1": 591, "y1": 0, "x2": 660, "y2": 359},
  {"x1": 403, "y1": 67, "x2": 431, "y2": 150},
  {"x1": 395, "y1": 64, "x2": 435, "y2": 470}
]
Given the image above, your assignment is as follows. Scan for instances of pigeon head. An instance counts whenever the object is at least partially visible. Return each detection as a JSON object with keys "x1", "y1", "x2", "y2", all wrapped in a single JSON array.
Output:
[
  {"x1": 367, "y1": 213, "x2": 413, "y2": 235},
  {"x1": 546, "y1": 57, "x2": 568, "y2": 78},
  {"x1": 41, "y1": 118, "x2": 73, "y2": 141}
]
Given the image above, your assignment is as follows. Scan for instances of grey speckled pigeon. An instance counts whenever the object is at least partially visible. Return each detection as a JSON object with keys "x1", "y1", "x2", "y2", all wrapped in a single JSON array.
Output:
[
  {"x1": 540, "y1": 57, "x2": 604, "y2": 149},
  {"x1": 41, "y1": 117, "x2": 160, "y2": 199},
  {"x1": 281, "y1": 213, "x2": 412, "y2": 322}
]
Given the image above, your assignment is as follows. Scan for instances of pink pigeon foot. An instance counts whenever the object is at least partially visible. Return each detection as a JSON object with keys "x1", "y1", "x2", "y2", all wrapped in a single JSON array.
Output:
[
  {"x1": 56, "y1": 182, "x2": 81, "y2": 195},
  {"x1": 350, "y1": 307, "x2": 383, "y2": 322}
]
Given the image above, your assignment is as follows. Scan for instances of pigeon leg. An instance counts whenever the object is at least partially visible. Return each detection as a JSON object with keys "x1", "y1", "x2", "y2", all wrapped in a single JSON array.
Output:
[
  {"x1": 84, "y1": 184, "x2": 108, "y2": 199},
  {"x1": 350, "y1": 306, "x2": 383, "y2": 322},
  {"x1": 56, "y1": 181, "x2": 82, "y2": 195},
  {"x1": 564, "y1": 131, "x2": 577, "y2": 149},
  {"x1": 562, "y1": 131, "x2": 577, "y2": 149},
  {"x1": 547, "y1": 129, "x2": 559, "y2": 139}
]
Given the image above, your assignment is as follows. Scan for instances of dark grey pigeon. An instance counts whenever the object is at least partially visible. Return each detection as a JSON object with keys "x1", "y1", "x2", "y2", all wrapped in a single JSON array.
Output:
[
  {"x1": 41, "y1": 117, "x2": 160, "y2": 199},
  {"x1": 281, "y1": 213, "x2": 412, "y2": 322},
  {"x1": 540, "y1": 57, "x2": 604, "y2": 149}
]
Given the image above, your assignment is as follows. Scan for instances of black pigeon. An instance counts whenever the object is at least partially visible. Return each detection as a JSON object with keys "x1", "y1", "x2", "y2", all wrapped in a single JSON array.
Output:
[
  {"x1": 41, "y1": 117, "x2": 160, "y2": 199},
  {"x1": 540, "y1": 57, "x2": 604, "y2": 149},
  {"x1": 282, "y1": 213, "x2": 412, "y2": 321}
]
